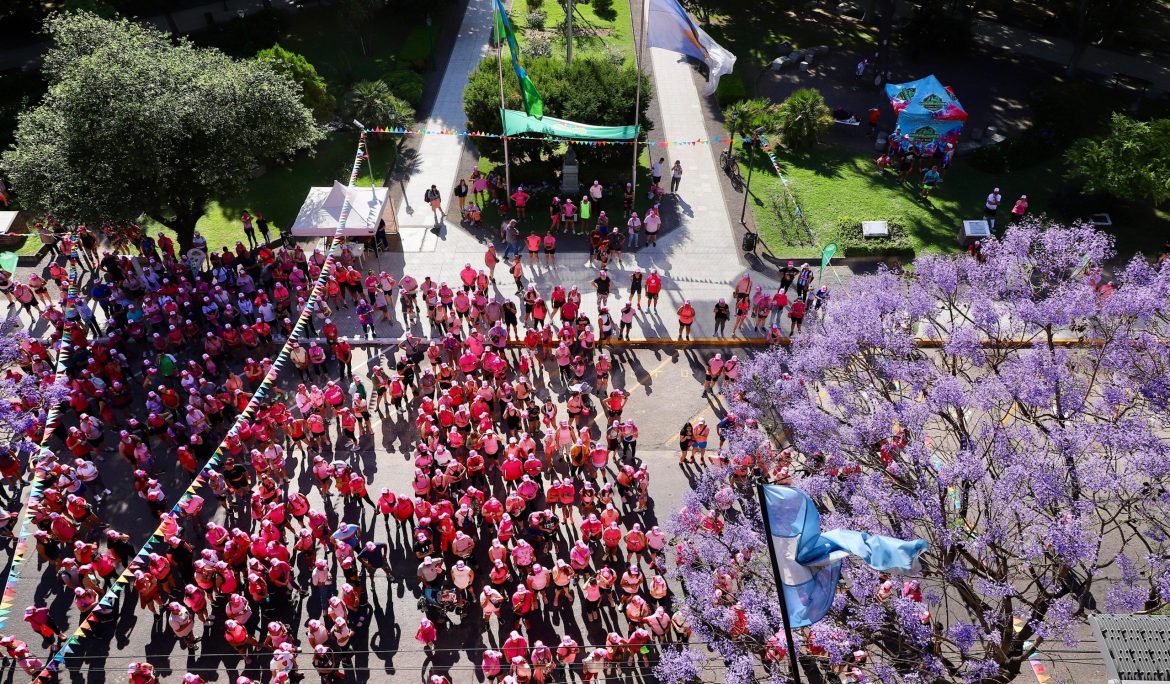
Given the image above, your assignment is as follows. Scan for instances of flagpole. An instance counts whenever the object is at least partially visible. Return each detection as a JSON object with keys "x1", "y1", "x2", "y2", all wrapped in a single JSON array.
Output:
[
  {"x1": 756, "y1": 483, "x2": 805, "y2": 684},
  {"x1": 630, "y1": 0, "x2": 648, "y2": 210},
  {"x1": 495, "y1": 4, "x2": 513, "y2": 201}
]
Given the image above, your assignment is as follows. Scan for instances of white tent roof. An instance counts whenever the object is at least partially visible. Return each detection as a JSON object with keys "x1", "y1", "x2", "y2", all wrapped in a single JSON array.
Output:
[{"x1": 291, "y1": 182, "x2": 389, "y2": 237}]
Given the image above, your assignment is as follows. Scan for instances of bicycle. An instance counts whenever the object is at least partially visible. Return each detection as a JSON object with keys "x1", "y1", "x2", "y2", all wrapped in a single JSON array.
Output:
[{"x1": 719, "y1": 149, "x2": 743, "y2": 185}]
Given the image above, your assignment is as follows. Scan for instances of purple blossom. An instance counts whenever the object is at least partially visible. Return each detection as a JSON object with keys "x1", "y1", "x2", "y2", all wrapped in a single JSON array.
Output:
[{"x1": 664, "y1": 223, "x2": 1170, "y2": 684}]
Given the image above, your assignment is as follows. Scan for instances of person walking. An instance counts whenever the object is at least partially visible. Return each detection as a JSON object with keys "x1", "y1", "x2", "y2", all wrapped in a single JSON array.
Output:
[
  {"x1": 425, "y1": 185, "x2": 444, "y2": 223},
  {"x1": 670, "y1": 161, "x2": 683, "y2": 194},
  {"x1": 256, "y1": 211, "x2": 272, "y2": 245}
]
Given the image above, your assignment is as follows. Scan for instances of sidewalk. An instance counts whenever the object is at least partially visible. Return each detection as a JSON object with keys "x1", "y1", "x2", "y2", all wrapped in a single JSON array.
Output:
[
  {"x1": 972, "y1": 19, "x2": 1170, "y2": 91},
  {"x1": 394, "y1": 0, "x2": 493, "y2": 234}
]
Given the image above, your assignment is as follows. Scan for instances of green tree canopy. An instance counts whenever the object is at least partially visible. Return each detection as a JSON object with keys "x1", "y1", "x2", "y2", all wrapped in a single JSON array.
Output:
[
  {"x1": 1, "y1": 12, "x2": 322, "y2": 249},
  {"x1": 344, "y1": 80, "x2": 416, "y2": 151},
  {"x1": 463, "y1": 55, "x2": 651, "y2": 165},
  {"x1": 1067, "y1": 113, "x2": 1170, "y2": 207},
  {"x1": 256, "y1": 43, "x2": 337, "y2": 122},
  {"x1": 722, "y1": 97, "x2": 780, "y2": 156}
]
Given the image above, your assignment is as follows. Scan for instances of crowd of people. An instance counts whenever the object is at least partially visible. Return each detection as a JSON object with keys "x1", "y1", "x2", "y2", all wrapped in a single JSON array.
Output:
[{"x1": 0, "y1": 201, "x2": 831, "y2": 683}]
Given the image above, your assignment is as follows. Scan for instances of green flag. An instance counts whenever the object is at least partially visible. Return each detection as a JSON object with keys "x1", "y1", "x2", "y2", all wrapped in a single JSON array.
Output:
[
  {"x1": 820, "y1": 242, "x2": 837, "y2": 277},
  {"x1": 494, "y1": 0, "x2": 544, "y2": 118}
]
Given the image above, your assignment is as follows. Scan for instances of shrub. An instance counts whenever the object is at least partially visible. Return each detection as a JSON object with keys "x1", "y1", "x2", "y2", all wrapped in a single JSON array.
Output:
[
  {"x1": 255, "y1": 43, "x2": 336, "y2": 122},
  {"x1": 386, "y1": 68, "x2": 425, "y2": 108},
  {"x1": 464, "y1": 55, "x2": 653, "y2": 165},
  {"x1": 714, "y1": 73, "x2": 746, "y2": 106},
  {"x1": 592, "y1": 0, "x2": 616, "y2": 20},
  {"x1": 526, "y1": 9, "x2": 547, "y2": 29},
  {"x1": 527, "y1": 34, "x2": 553, "y2": 58},
  {"x1": 399, "y1": 24, "x2": 436, "y2": 68},
  {"x1": 602, "y1": 44, "x2": 626, "y2": 67},
  {"x1": 968, "y1": 128, "x2": 1061, "y2": 174},
  {"x1": 776, "y1": 87, "x2": 832, "y2": 149},
  {"x1": 829, "y1": 216, "x2": 914, "y2": 257}
]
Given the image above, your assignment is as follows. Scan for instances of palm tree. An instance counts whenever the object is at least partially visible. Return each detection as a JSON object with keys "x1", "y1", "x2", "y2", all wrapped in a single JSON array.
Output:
[
  {"x1": 723, "y1": 98, "x2": 766, "y2": 158},
  {"x1": 776, "y1": 88, "x2": 832, "y2": 149}
]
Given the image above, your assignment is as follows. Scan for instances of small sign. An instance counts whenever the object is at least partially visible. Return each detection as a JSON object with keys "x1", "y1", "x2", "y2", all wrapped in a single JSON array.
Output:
[
  {"x1": 862, "y1": 221, "x2": 889, "y2": 237},
  {"x1": 962, "y1": 220, "x2": 991, "y2": 238}
]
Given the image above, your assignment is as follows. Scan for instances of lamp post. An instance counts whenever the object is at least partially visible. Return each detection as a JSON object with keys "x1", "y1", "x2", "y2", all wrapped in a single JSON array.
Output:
[{"x1": 739, "y1": 126, "x2": 766, "y2": 225}]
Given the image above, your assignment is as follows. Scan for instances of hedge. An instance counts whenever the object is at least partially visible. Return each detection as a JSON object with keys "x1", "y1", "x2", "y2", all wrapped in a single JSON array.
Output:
[{"x1": 829, "y1": 216, "x2": 915, "y2": 258}]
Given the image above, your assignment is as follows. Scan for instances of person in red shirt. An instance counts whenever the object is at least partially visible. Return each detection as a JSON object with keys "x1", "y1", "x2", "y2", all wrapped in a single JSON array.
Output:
[
  {"x1": 789, "y1": 297, "x2": 807, "y2": 335},
  {"x1": 645, "y1": 269, "x2": 662, "y2": 312},
  {"x1": 676, "y1": 300, "x2": 696, "y2": 340}
]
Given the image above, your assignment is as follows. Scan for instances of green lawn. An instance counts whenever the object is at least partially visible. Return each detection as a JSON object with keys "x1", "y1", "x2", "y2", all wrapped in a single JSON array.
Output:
[
  {"x1": 141, "y1": 132, "x2": 399, "y2": 253},
  {"x1": 515, "y1": 0, "x2": 635, "y2": 61},
  {"x1": 742, "y1": 142, "x2": 1169, "y2": 260}
]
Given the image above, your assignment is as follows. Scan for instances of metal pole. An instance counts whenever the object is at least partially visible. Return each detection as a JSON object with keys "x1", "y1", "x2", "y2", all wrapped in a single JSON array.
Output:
[
  {"x1": 740, "y1": 137, "x2": 755, "y2": 224},
  {"x1": 565, "y1": 0, "x2": 573, "y2": 65},
  {"x1": 495, "y1": 8, "x2": 513, "y2": 200},
  {"x1": 756, "y1": 484, "x2": 805, "y2": 684},
  {"x1": 630, "y1": 0, "x2": 648, "y2": 208}
]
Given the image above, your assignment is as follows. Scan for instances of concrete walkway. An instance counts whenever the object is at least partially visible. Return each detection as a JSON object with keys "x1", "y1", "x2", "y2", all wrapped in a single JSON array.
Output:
[
  {"x1": 973, "y1": 19, "x2": 1170, "y2": 91},
  {"x1": 394, "y1": 0, "x2": 493, "y2": 233}
]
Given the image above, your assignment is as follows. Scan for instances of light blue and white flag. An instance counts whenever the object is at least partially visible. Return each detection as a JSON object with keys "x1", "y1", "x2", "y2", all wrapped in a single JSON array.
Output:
[
  {"x1": 761, "y1": 485, "x2": 928, "y2": 628},
  {"x1": 645, "y1": 0, "x2": 737, "y2": 95}
]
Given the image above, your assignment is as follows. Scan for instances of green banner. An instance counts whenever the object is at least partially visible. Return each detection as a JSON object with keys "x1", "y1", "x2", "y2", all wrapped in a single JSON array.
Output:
[
  {"x1": 0, "y1": 252, "x2": 16, "y2": 275},
  {"x1": 820, "y1": 242, "x2": 837, "y2": 276},
  {"x1": 501, "y1": 109, "x2": 640, "y2": 140}
]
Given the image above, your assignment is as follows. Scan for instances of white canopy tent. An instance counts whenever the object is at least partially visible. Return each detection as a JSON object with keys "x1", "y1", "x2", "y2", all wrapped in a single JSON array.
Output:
[{"x1": 290, "y1": 182, "x2": 395, "y2": 237}]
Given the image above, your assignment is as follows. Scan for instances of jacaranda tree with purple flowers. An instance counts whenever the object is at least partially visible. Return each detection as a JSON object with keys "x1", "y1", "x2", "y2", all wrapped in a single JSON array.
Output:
[
  {"x1": 0, "y1": 313, "x2": 67, "y2": 466},
  {"x1": 660, "y1": 223, "x2": 1170, "y2": 684}
]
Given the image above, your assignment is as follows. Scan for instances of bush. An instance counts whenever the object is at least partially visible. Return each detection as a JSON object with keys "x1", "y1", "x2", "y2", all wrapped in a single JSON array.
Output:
[
  {"x1": 527, "y1": 34, "x2": 553, "y2": 58},
  {"x1": 386, "y1": 68, "x2": 425, "y2": 108},
  {"x1": 464, "y1": 55, "x2": 653, "y2": 165},
  {"x1": 830, "y1": 216, "x2": 914, "y2": 258},
  {"x1": 602, "y1": 45, "x2": 626, "y2": 67},
  {"x1": 777, "y1": 87, "x2": 832, "y2": 149},
  {"x1": 256, "y1": 43, "x2": 336, "y2": 122},
  {"x1": 592, "y1": 0, "x2": 616, "y2": 20},
  {"x1": 714, "y1": 73, "x2": 746, "y2": 107},
  {"x1": 968, "y1": 128, "x2": 1061, "y2": 174},
  {"x1": 526, "y1": 9, "x2": 548, "y2": 28},
  {"x1": 399, "y1": 24, "x2": 436, "y2": 68}
]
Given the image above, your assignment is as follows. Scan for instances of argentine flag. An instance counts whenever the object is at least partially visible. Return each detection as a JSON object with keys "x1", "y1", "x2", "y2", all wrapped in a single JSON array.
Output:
[{"x1": 761, "y1": 485, "x2": 928, "y2": 628}]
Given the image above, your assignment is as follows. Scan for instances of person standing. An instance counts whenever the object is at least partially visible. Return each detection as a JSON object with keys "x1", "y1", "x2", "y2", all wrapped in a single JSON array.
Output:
[
  {"x1": 677, "y1": 299, "x2": 695, "y2": 340},
  {"x1": 485, "y1": 243, "x2": 499, "y2": 283},
  {"x1": 868, "y1": 107, "x2": 880, "y2": 135},
  {"x1": 855, "y1": 58, "x2": 868, "y2": 80},
  {"x1": 256, "y1": 211, "x2": 272, "y2": 245},
  {"x1": 670, "y1": 161, "x2": 683, "y2": 194},
  {"x1": 983, "y1": 187, "x2": 1002, "y2": 229},
  {"x1": 455, "y1": 179, "x2": 469, "y2": 213},
  {"x1": 651, "y1": 157, "x2": 664, "y2": 187},
  {"x1": 241, "y1": 210, "x2": 256, "y2": 248},
  {"x1": 627, "y1": 212, "x2": 641, "y2": 249},
  {"x1": 592, "y1": 270, "x2": 612, "y2": 308},
  {"x1": 1010, "y1": 195, "x2": 1028, "y2": 224},
  {"x1": 713, "y1": 298, "x2": 730, "y2": 336},
  {"x1": 589, "y1": 180, "x2": 604, "y2": 222},
  {"x1": 502, "y1": 220, "x2": 522, "y2": 259},
  {"x1": 511, "y1": 186, "x2": 530, "y2": 219},
  {"x1": 424, "y1": 185, "x2": 444, "y2": 223},
  {"x1": 644, "y1": 206, "x2": 661, "y2": 247}
]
